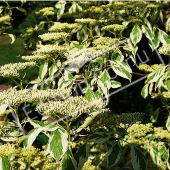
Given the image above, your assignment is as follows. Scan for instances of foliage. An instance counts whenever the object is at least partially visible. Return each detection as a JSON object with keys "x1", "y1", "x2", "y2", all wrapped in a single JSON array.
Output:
[{"x1": 0, "y1": 1, "x2": 170, "y2": 170}]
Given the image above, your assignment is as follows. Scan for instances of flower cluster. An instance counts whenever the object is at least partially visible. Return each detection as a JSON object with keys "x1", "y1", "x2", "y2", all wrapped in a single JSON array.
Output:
[
  {"x1": 35, "y1": 7, "x2": 55, "y2": 16},
  {"x1": 21, "y1": 27, "x2": 36, "y2": 38},
  {"x1": 0, "y1": 120, "x2": 22, "y2": 142},
  {"x1": 154, "y1": 127, "x2": 170, "y2": 143},
  {"x1": 151, "y1": 92, "x2": 170, "y2": 100},
  {"x1": 159, "y1": 44, "x2": 170, "y2": 55},
  {"x1": 49, "y1": 22, "x2": 78, "y2": 32},
  {"x1": 75, "y1": 18, "x2": 105, "y2": 25},
  {"x1": 138, "y1": 63, "x2": 163, "y2": 73},
  {"x1": 101, "y1": 24, "x2": 126, "y2": 32},
  {"x1": 39, "y1": 32, "x2": 69, "y2": 42},
  {"x1": 93, "y1": 37, "x2": 120, "y2": 47},
  {"x1": 0, "y1": 15, "x2": 11, "y2": 24},
  {"x1": 37, "y1": 96, "x2": 106, "y2": 118},
  {"x1": 0, "y1": 88, "x2": 70, "y2": 107},
  {"x1": 124, "y1": 122, "x2": 153, "y2": 145},
  {"x1": 22, "y1": 55, "x2": 47, "y2": 61},
  {"x1": 0, "y1": 143, "x2": 59, "y2": 170},
  {"x1": 0, "y1": 62, "x2": 36, "y2": 77},
  {"x1": 83, "y1": 6, "x2": 104, "y2": 16},
  {"x1": 34, "y1": 44, "x2": 69, "y2": 56},
  {"x1": 82, "y1": 159, "x2": 97, "y2": 170},
  {"x1": 66, "y1": 46, "x2": 113, "y2": 62},
  {"x1": 117, "y1": 112, "x2": 144, "y2": 126}
]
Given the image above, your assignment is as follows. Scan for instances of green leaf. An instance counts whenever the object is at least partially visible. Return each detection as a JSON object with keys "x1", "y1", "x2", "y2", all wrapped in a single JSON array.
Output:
[
  {"x1": 62, "y1": 149, "x2": 77, "y2": 170},
  {"x1": 159, "y1": 30, "x2": 170, "y2": 45},
  {"x1": 15, "y1": 7, "x2": 26, "y2": 15},
  {"x1": 166, "y1": 79, "x2": 170, "y2": 90},
  {"x1": 35, "y1": 133, "x2": 49, "y2": 145},
  {"x1": 48, "y1": 129, "x2": 68, "y2": 161},
  {"x1": 130, "y1": 24, "x2": 142, "y2": 46},
  {"x1": 4, "y1": 8, "x2": 12, "y2": 16},
  {"x1": 107, "y1": 141, "x2": 121, "y2": 169},
  {"x1": 130, "y1": 145, "x2": 147, "y2": 170},
  {"x1": 85, "y1": 88, "x2": 95, "y2": 101},
  {"x1": 166, "y1": 115, "x2": 170, "y2": 132},
  {"x1": 8, "y1": 34, "x2": 16, "y2": 44},
  {"x1": 141, "y1": 84, "x2": 149, "y2": 99},
  {"x1": 88, "y1": 132, "x2": 110, "y2": 143},
  {"x1": 0, "y1": 154, "x2": 11, "y2": 170},
  {"x1": 74, "y1": 143, "x2": 89, "y2": 170},
  {"x1": 39, "y1": 62, "x2": 48, "y2": 80}
]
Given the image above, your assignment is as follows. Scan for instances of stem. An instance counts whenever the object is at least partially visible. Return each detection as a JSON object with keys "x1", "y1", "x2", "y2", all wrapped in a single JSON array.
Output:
[
  {"x1": 66, "y1": 119, "x2": 71, "y2": 144},
  {"x1": 12, "y1": 78, "x2": 19, "y2": 85},
  {"x1": 14, "y1": 107, "x2": 24, "y2": 132}
]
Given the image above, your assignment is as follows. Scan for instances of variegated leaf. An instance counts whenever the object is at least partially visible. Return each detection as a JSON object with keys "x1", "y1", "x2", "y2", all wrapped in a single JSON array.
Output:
[
  {"x1": 146, "y1": 66, "x2": 165, "y2": 84},
  {"x1": 112, "y1": 48, "x2": 124, "y2": 62},
  {"x1": 74, "y1": 143, "x2": 89, "y2": 170},
  {"x1": 85, "y1": 88, "x2": 95, "y2": 101},
  {"x1": 62, "y1": 149, "x2": 77, "y2": 170},
  {"x1": 159, "y1": 29, "x2": 170, "y2": 45},
  {"x1": 49, "y1": 64, "x2": 58, "y2": 81},
  {"x1": 88, "y1": 132, "x2": 110, "y2": 143},
  {"x1": 149, "y1": 28, "x2": 160, "y2": 51},
  {"x1": 150, "y1": 107, "x2": 160, "y2": 123},
  {"x1": 64, "y1": 70, "x2": 74, "y2": 81},
  {"x1": 130, "y1": 145, "x2": 147, "y2": 170},
  {"x1": 110, "y1": 80, "x2": 121, "y2": 88},
  {"x1": 142, "y1": 25, "x2": 152, "y2": 41},
  {"x1": 130, "y1": 24, "x2": 142, "y2": 46},
  {"x1": 23, "y1": 127, "x2": 44, "y2": 148},
  {"x1": 39, "y1": 62, "x2": 48, "y2": 80},
  {"x1": 0, "y1": 104, "x2": 8, "y2": 116},
  {"x1": 48, "y1": 128, "x2": 68, "y2": 161},
  {"x1": 8, "y1": 34, "x2": 16, "y2": 44},
  {"x1": 166, "y1": 115, "x2": 170, "y2": 132},
  {"x1": 141, "y1": 84, "x2": 149, "y2": 99},
  {"x1": 111, "y1": 64, "x2": 131, "y2": 81},
  {"x1": 55, "y1": 0, "x2": 66, "y2": 20},
  {"x1": 0, "y1": 154, "x2": 11, "y2": 170}
]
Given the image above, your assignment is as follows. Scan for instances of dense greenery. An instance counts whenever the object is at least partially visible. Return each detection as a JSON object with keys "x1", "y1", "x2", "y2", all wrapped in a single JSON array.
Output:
[{"x1": 1, "y1": 1, "x2": 170, "y2": 170}]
